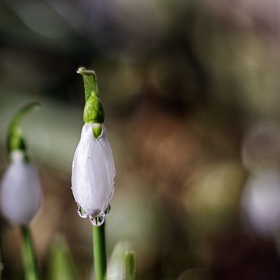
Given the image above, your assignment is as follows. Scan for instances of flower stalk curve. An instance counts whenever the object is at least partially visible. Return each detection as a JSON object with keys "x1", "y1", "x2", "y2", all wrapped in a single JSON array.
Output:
[{"x1": 72, "y1": 67, "x2": 116, "y2": 280}]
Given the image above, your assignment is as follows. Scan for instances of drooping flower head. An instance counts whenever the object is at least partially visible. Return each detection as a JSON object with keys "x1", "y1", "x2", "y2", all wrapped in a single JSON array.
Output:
[
  {"x1": 71, "y1": 67, "x2": 116, "y2": 226},
  {"x1": 0, "y1": 103, "x2": 42, "y2": 225}
]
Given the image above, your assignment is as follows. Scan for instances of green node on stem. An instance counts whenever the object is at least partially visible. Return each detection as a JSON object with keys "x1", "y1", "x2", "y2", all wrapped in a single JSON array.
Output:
[{"x1": 83, "y1": 96, "x2": 104, "y2": 124}]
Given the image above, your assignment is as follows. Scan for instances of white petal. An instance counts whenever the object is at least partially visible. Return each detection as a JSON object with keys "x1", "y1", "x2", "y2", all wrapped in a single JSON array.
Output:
[
  {"x1": 71, "y1": 124, "x2": 115, "y2": 219},
  {"x1": 0, "y1": 151, "x2": 42, "y2": 225}
]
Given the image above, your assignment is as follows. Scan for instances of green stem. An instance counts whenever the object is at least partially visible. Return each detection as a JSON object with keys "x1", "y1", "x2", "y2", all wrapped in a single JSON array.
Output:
[
  {"x1": 93, "y1": 223, "x2": 107, "y2": 280},
  {"x1": 20, "y1": 226, "x2": 39, "y2": 280},
  {"x1": 77, "y1": 67, "x2": 99, "y2": 102},
  {"x1": 7, "y1": 102, "x2": 40, "y2": 153}
]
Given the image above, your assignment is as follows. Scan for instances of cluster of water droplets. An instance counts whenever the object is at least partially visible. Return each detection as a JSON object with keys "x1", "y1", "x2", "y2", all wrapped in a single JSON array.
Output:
[{"x1": 77, "y1": 203, "x2": 111, "y2": 226}]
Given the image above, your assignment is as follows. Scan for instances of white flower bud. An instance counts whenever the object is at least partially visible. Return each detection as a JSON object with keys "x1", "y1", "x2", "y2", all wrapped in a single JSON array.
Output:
[
  {"x1": 71, "y1": 123, "x2": 115, "y2": 226},
  {"x1": 0, "y1": 151, "x2": 42, "y2": 225}
]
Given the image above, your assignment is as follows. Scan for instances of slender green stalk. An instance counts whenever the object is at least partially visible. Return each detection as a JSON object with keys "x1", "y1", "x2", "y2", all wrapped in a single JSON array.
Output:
[
  {"x1": 7, "y1": 102, "x2": 40, "y2": 153},
  {"x1": 77, "y1": 67, "x2": 99, "y2": 102},
  {"x1": 20, "y1": 226, "x2": 39, "y2": 280},
  {"x1": 93, "y1": 223, "x2": 107, "y2": 280}
]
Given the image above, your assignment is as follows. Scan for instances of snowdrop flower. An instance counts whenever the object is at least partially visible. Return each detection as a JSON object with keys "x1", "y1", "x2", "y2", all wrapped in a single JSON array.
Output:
[
  {"x1": 72, "y1": 123, "x2": 115, "y2": 226},
  {"x1": 0, "y1": 151, "x2": 42, "y2": 225},
  {"x1": 0, "y1": 103, "x2": 42, "y2": 225},
  {"x1": 71, "y1": 68, "x2": 116, "y2": 226}
]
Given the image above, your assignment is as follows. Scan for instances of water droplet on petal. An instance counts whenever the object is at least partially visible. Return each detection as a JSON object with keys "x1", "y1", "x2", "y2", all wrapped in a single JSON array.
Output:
[
  {"x1": 89, "y1": 214, "x2": 105, "y2": 226},
  {"x1": 77, "y1": 204, "x2": 88, "y2": 218},
  {"x1": 104, "y1": 204, "x2": 111, "y2": 215}
]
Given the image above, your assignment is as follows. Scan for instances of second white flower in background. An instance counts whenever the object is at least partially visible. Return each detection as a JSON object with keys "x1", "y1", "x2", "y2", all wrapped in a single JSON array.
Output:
[
  {"x1": 0, "y1": 151, "x2": 42, "y2": 225},
  {"x1": 0, "y1": 102, "x2": 42, "y2": 225}
]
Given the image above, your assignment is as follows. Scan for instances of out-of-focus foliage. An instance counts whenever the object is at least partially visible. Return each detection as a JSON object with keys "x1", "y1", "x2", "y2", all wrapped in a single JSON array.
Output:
[
  {"x1": 48, "y1": 235, "x2": 79, "y2": 280},
  {"x1": 1, "y1": 0, "x2": 280, "y2": 279}
]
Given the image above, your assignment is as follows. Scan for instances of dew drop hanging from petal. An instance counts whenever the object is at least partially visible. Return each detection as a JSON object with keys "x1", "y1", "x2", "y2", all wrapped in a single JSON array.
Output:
[
  {"x1": 77, "y1": 204, "x2": 88, "y2": 218},
  {"x1": 89, "y1": 214, "x2": 105, "y2": 226},
  {"x1": 104, "y1": 204, "x2": 111, "y2": 215}
]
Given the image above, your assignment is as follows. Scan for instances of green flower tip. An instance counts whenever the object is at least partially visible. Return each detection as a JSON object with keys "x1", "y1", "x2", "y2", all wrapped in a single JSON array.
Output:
[
  {"x1": 77, "y1": 66, "x2": 105, "y2": 129},
  {"x1": 7, "y1": 102, "x2": 41, "y2": 153},
  {"x1": 92, "y1": 123, "x2": 103, "y2": 138}
]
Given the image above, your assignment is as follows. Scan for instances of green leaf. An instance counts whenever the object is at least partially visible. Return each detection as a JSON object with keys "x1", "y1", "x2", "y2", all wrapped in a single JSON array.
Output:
[
  {"x1": 123, "y1": 251, "x2": 135, "y2": 280},
  {"x1": 48, "y1": 235, "x2": 79, "y2": 280},
  {"x1": 106, "y1": 242, "x2": 136, "y2": 280}
]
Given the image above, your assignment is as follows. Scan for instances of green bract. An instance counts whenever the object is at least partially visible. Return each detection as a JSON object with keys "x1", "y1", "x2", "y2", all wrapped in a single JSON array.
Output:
[{"x1": 77, "y1": 67, "x2": 105, "y2": 127}]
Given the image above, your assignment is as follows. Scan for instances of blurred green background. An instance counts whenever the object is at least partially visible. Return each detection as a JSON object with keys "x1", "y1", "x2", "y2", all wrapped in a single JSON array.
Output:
[{"x1": 1, "y1": 0, "x2": 280, "y2": 279}]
